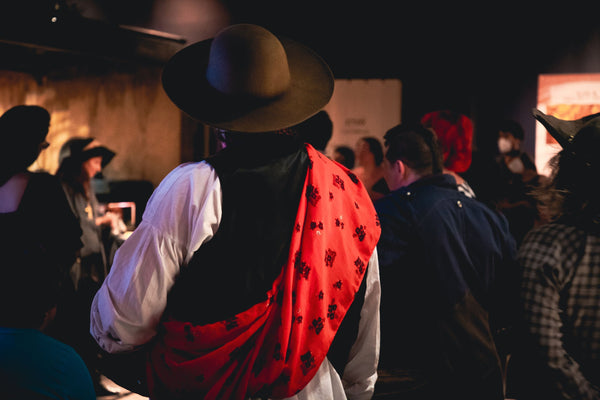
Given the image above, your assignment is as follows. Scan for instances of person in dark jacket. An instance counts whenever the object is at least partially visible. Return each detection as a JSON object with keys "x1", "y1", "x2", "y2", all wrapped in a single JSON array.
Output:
[{"x1": 374, "y1": 123, "x2": 519, "y2": 400}]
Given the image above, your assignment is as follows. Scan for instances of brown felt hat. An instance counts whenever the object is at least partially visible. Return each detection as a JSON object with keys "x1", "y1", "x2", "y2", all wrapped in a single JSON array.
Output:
[
  {"x1": 161, "y1": 24, "x2": 334, "y2": 133},
  {"x1": 58, "y1": 137, "x2": 115, "y2": 168}
]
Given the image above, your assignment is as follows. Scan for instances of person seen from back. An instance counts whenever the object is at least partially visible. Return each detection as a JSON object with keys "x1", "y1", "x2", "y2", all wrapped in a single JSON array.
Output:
[
  {"x1": 333, "y1": 145, "x2": 355, "y2": 169},
  {"x1": 56, "y1": 136, "x2": 119, "y2": 396},
  {"x1": 506, "y1": 109, "x2": 600, "y2": 400},
  {"x1": 421, "y1": 109, "x2": 476, "y2": 198},
  {"x1": 90, "y1": 23, "x2": 381, "y2": 400},
  {"x1": 494, "y1": 118, "x2": 545, "y2": 245},
  {"x1": 374, "y1": 123, "x2": 518, "y2": 400},
  {"x1": 353, "y1": 136, "x2": 389, "y2": 201}
]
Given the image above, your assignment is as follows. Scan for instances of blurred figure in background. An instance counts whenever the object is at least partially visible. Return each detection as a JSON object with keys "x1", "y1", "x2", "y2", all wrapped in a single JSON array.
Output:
[
  {"x1": 57, "y1": 137, "x2": 117, "y2": 289},
  {"x1": 493, "y1": 119, "x2": 545, "y2": 245},
  {"x1": 56, "y1": 136, "x2": 118, "y2": 396},
  {"x1": 333, "y1": 145, "x2": 355, "y2": 169},
  {"x1": 506, "y1": 110, "x2": 600, "y2": 400},
  {"x1": 353, "y1": 136, "x2": 389, "y2": 201},
  {"x1": 421, "y1": 109, "x2": 476, "y2": 198}
]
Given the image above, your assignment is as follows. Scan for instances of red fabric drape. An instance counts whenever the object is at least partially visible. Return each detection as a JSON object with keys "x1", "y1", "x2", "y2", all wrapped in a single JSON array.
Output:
[{"x1": 147, "y1": 144, "x2": 380, "y2": 399}]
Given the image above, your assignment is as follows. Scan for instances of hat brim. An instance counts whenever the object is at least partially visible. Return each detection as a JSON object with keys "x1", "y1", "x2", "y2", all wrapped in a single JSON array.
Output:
[
  {"x1": 162, "y1": 36, "x2": 334, "y2": 133},
  {"x1": 82, "y1": 146, "x2": 115, "y2": 167},
  {"x1": 533, "y1": 108, "x2": 600, "y2": 149}
]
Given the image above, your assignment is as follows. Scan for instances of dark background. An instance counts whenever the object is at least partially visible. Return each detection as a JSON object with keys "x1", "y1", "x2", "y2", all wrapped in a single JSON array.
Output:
[{"x1": 2, "y1": 0, "x2": 600, "y2": 155}]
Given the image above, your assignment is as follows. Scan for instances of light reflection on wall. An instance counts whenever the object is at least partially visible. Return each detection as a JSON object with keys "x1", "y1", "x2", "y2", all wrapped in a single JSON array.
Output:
[{"x1": 0, "y1": 67, "x2": 181, "y2": 188}]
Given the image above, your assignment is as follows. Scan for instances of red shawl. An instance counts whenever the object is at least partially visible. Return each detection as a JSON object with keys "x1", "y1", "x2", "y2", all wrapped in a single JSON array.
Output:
[{"x1": 147, "y1": 144, "x2": 380, "y2": 399}]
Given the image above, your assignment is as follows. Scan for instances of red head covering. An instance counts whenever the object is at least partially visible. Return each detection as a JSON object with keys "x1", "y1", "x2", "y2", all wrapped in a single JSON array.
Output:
[{"x1": 421, "y1": 110, "x2": 473, "y2": 173}]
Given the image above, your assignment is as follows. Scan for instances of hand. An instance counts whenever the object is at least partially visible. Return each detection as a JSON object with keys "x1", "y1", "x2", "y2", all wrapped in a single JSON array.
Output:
[{"x1": 96, "y1": 211, "x2": 126, "y2": 234}]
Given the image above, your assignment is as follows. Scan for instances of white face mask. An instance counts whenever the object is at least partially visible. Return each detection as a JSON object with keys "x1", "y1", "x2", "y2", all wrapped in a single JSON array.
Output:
[
  {"x1": 507, "y1": 157, "x2": 525, "y2": 174},
  {"x1": 498, "y1": 137, "x2": 513, "y2": 154}
]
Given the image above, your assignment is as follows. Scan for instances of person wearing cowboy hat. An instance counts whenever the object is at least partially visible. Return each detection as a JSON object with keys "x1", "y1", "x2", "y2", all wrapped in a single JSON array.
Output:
[
  {"x1": 90, "y1": 24, "x2": 381, "y2": 400},
  {"x1": 56, "y1": 136, "x2": 119, "y2": 396},
  {"x1": 57, "y1": 137, "x2": 116, "y2": 288},
  {"x1": 505, "y1": 110, "x2": 600, "y2": 400}
]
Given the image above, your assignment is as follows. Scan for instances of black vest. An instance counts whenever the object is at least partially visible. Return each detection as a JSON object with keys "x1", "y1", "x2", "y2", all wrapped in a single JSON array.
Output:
[
  {"x1": 165, "y1": 138, "x2": 309, "y2": 325},
  {"x1": 164, "y1": 137, "x2": 366, "y2": 373}
]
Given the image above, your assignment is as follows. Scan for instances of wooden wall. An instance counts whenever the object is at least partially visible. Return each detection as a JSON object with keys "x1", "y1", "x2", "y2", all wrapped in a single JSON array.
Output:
[{"x1": 0, "y1": 66, "x2": 182, "y2": 188}]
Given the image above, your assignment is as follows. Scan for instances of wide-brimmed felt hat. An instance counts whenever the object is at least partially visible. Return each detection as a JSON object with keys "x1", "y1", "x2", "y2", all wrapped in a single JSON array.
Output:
[
  {"x1": 58, "y1": 137, "x2": 115, "y2": 168},
  {"x1": 161, "y1": 24, "x2": 334, "y2": 133},
  {"x1": 533, "y1": 108, "x2": 600, "y2": 168}
]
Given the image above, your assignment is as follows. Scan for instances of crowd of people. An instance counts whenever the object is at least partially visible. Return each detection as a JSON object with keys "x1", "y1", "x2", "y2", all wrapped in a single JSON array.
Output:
[{"x1": 2, "y1": 23, "x2": 600, "y2": 400}]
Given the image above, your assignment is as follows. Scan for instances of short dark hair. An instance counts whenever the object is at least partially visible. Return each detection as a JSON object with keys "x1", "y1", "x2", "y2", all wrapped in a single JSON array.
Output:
[
  {"x1": 361, "y1": 137, "x2": 384, "y2": 165},
  {"x1": 334, "y1": 145, "x2": 355, "y2": 169},
  {"x1": 498, "y1": 119, "x2": 524, "y2": 140},
  {"x1": 384, "y1": 123, "x2": 443, "y2": 175}
]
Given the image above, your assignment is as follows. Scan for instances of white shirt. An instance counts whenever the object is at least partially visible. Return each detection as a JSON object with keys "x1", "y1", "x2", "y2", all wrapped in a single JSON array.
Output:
[{"x1": 90, "y1": 161, "x2": 381, "y2": 400}]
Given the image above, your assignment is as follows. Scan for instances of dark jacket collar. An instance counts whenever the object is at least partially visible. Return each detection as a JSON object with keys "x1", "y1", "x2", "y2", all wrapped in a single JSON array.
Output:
[{"x1": 397, "y1": 173, "x2": 458, "y2": 195}]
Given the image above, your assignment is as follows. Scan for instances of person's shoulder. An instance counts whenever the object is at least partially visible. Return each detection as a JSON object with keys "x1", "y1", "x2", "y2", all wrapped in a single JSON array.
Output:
[
  {"x1": 159, "y1": 161, "x2": 216, "y2": 189},
  {"x1": 374, "y1": 191, "x2": 412, "y2": 224},
  {"x1": 144, "y1": 161, "x2": 219, "y2": 220},
  {"x1": 522, "y1": 222, "x2": 583, "y2": 246},
  {"x1": 32, "y1": 332, "x2": 96, "y2": 396}
]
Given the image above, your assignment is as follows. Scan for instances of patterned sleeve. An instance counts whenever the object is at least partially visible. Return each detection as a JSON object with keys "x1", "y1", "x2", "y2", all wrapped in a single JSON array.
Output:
[{"x1": 518, "y1": 225, "x2": 599, "y2": 399}]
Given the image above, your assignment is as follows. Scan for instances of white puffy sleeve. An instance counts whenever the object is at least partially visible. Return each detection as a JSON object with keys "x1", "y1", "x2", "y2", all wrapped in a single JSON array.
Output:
[{"x1": 90, "y1": 161, "x2": 222, "y2": 353}]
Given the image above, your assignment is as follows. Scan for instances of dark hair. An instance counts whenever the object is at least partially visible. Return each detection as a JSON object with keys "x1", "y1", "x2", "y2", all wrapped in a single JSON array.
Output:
[
  {"x1": 498, "y1": 119, "x2": 524, "y2": 140},
  {"x1": 334, "y1": 145, "x2": 355, "y2": 169},
  {"x1": 0, "y1": 105, "x2": 50, "y2": 185},
  {"x1": 361, "y1": 137, "x2": 384, "y2": 165},
  {"x1": 384, "y1": 123, "x2": 443, "y2": 175},
  {"x1": 294, "y1": 110, "x2": 333, "y2": 151},
  {"x1": 535, "y1": 148, "x2": 600, "y2": 224}
]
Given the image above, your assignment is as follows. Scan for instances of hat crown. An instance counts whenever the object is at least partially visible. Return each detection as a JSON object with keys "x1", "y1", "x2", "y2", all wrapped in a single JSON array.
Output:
[{"x1": 206, "y1": 24, "x2": 291, "y2": 99}]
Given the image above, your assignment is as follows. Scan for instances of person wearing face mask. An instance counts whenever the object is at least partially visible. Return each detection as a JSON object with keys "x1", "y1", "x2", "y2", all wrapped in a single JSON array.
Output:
[
  {"x1": 496, "y1": 120, "x2": 537, "y2": 181},
  {"x1": 494, "y1": 119, "x2": 546, "y2": 246}
]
